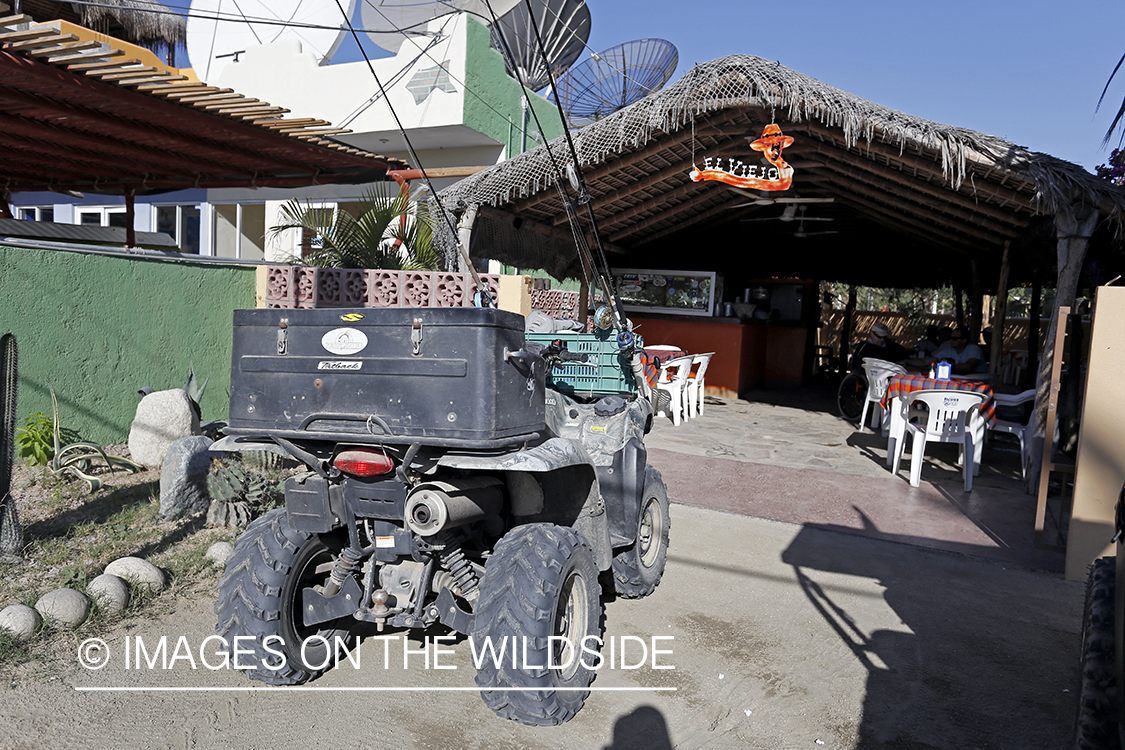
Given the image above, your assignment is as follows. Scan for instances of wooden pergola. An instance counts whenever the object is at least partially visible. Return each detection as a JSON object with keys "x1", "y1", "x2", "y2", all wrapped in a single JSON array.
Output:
[{"x1": 0, "y1": 12, "x2": 408, "y2": 243}]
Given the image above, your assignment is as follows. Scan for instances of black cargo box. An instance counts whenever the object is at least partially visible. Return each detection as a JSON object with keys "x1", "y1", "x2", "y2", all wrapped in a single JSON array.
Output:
[{"x1": 225, "y1": 307, "x2": 545, "y2": 448}]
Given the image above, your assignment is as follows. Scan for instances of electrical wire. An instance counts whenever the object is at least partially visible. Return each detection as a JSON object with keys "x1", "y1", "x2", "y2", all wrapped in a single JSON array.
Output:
[{"x1": 330, "y1": 0, "x2": 493, "y2": 306}]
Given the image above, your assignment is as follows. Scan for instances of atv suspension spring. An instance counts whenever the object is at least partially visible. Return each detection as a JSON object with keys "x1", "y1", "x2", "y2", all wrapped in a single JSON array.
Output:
[
  {"x1": 323, "y1": 546, "x2": 364, "y2": 598},
  {"x1": 435, "y1": 533, "x2": 479, "y2": 602}
]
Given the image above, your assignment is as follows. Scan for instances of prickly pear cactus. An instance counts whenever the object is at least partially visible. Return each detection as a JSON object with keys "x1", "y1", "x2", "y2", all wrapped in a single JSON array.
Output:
[
  {"x1": 241, "y1": 450, "x2": 297, "y2": 473},
  {"x1": 205, "y1": 456, "x2": 286, "y2": 529},
  {"x1": 0, "y1": 333, "x2": 23, "y2": 562}
]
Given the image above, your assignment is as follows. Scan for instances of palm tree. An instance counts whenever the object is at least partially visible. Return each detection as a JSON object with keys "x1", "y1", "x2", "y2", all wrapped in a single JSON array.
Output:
[
  {"x1": 1099, "y1": 54, "x2": 1125, "y2": 146},
  {"x1": 270, "y1": 183, "x2": 442, "y2": 270}
]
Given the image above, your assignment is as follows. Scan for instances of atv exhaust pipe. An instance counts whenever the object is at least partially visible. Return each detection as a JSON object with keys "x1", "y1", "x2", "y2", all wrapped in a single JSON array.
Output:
[{"x1": 405, "y1": 478, "x2": 504, "y2": 536}]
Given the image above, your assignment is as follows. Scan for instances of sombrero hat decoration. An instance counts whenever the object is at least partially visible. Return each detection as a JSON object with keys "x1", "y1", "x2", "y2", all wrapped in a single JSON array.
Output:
[{"x1": 750, "y1": 123, "x2": 794, "y2": 152}]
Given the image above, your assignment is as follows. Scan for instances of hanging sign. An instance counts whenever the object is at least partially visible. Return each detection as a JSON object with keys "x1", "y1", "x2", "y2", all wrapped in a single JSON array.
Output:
[{"x1": 689, "y1": 123, "x2": 795, "y2": 191}]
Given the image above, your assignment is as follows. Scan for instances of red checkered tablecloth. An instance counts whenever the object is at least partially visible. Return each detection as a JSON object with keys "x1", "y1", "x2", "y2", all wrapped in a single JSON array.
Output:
[
  {"x1": 639, "y1": 348, "x2": 688, "y2": 390},
  {"x1": 879, "y1": 373, "x2": 996, "y2": 426}
]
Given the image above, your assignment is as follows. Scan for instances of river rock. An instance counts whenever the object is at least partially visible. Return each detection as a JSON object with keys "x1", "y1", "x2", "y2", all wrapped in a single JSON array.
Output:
[
  {"x1": 87, "y1": 573, "x2": 129, "y2": 616},
  {"x1": 159, "y1": 436, "x2": 217, "y2": 520},
  {"x1": 104, "y1": 556, "x2": 166, "y2": 593},
  {"x1": 128, "y1": 389, "x2": 200, "y2": 468},
  {"x1": 205, "y1": 541, "x2": 235, "y2": 567},
  {"x1": 0, "y1": 604, "x2": 41, "y2": 642},
  {"x1": 35, "y1": 588, "x2": 91, "y2": 628}
]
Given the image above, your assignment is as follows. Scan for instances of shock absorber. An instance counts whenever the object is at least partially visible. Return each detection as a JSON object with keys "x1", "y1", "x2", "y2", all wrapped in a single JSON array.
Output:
[
  {"x1": 322, "y1": 546, "x2": 363, "y2": 598},
  {"x1": 434, "y1": 532, "x2": 479, "y2": 602}
]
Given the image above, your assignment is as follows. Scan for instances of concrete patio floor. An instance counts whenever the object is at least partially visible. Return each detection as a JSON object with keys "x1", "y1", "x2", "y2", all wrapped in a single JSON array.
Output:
[{"x1": 645, "y1": 385, "x2": 1066, "y2": 572}]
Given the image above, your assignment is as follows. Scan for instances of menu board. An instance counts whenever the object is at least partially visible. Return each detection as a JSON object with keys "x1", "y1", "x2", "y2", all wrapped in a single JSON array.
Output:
[{"x1": 611, "y1": 269, "x2": 718, "y2": 317}]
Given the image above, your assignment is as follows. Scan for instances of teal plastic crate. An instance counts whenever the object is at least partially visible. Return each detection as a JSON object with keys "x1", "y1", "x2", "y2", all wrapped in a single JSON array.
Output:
[{"x1": 526, "y1": 331, "x2": 641, "y2": 395}]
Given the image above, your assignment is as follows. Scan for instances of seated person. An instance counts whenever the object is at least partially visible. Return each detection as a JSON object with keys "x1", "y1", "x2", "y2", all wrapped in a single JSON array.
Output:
[
  {"x1": 911, "y1": 325, "x2": 944, "y2": 357},
  {"x1": 850, "y1": 322, "x2": 909, "y2": 371},
  {"x1": 932, "y1": 325, "x2": 986, "y2": 374}
]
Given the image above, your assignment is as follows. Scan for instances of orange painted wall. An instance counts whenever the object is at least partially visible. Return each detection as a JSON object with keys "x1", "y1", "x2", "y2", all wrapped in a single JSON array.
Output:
[{"x1": 631, "y1": 316, "x2": 806, "y2": 394}]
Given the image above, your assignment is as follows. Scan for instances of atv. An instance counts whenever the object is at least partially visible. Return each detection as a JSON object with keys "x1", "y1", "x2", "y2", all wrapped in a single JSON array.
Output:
[{"x1": 211, "y1": 306, "x2": 670, "y2": 725}]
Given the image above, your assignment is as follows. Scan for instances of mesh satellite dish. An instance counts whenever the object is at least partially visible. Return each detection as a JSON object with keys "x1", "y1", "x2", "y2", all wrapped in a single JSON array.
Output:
[
  {"x1": 361, "y1": 0, "x2": 522, "y2": 54},
  {"x1": 550, "y1": 38, "x2": 678, "y2": 127},
  {"x1": 187, "y1": 0, "x2": 357, "y2": 83},
  {"x1": 489, "y1": 0, "x2": 591, "y2": 92}
]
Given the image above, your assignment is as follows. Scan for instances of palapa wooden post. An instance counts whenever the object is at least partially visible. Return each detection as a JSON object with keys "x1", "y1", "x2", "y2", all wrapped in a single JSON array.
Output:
[
  {"x1": 989, "y1": 240, "x2": 1011, "y2": 377},
  {"x1": 1026, "y1": 203, "x2": 1099, "y2": 495},
  {"x1": 841, "y1": 284, "x2": 857, "y2": 365},
  {"x1": 1025, "y1": 282, "x2": 1041, "y2": 389},
  {"x1": 969, "y1": 256, "x2": 983, "y2": 341}
]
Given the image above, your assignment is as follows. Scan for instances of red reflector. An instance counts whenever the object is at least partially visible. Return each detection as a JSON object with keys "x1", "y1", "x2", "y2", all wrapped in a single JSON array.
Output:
[{"x1": 333, "y1": 448, "x2": 395, "y2": 477}]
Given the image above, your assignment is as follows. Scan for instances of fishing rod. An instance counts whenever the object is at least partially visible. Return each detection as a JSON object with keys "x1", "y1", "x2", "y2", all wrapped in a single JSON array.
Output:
[
  {"x1": 484, "y1": 0, "x2": 630, "y2": 332},
  {"x1": 332, "y1": 0, "x2": 494, "y2": 307}
]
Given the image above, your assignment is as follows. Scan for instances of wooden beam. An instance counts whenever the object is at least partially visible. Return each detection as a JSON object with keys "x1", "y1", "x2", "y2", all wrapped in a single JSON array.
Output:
[
  {"x1": 604, "y1": 184, "x2": 725, "y2": 238},
  {"x1": 52, "y1": 49, "x2": 125, "y2": 65},
  {"x1": 0, "y1": 27, "x2": 54, "y2": 43},
  {"x1": 807, "y1": 146, "x2": 1028, "y2": 228},
  {"x1": 989, "y1": 240, "x2": 1011, "y2": 376},
  {"x1": 28, "y1": 41, "x2": 105, "y2": 58},
  {"x1": 7, "y1": 33, "x2": 77, "y2": 51}
]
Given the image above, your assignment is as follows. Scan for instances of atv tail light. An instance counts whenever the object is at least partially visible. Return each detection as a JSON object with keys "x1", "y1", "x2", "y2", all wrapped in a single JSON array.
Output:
[{"x1": 333, "y1": 448, "x2": 395, "y2": 477}]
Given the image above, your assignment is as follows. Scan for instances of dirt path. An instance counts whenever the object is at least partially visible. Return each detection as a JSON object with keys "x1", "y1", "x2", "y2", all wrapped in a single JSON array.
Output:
[{"x1": 0, "y1": 505, "x2": 1082, "y2": 750}]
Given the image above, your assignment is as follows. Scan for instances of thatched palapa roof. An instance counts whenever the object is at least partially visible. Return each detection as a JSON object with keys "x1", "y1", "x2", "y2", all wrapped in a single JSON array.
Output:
[
  {"x1": 21, "y1": 0, "x2": 185, "y2": 55},
  {"x1": 437, "y1": 55, "x2": 1125, "y2": 286}
]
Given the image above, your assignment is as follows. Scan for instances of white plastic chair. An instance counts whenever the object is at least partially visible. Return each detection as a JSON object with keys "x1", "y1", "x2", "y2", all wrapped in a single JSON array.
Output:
[
  {"x1": 860, "y1": 358, "x2": 907, "y2": 433},
  {"x1": 685, "y1": 352, "x2": 714, "y2": 418},
  {"x1": 902, "y1": 390, "x2": 987, "y2": 492},
  {"x1": 989, "y1": 388, "x2": 1035, "y2": 479},
  {"x1": 654, "y1": 355, "x2": 694, "y2": 426}
]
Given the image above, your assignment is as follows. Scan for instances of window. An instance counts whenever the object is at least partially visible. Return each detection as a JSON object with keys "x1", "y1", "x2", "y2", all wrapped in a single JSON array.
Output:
[
  {"x1": 76, "y1": 207, "x2": 125, "y2": 227},
  {"x1": 153, "y1": 204, "x2": 201, "y2": 254},
  {"x1": 17, "y1": 206, "x2": 54, "y2": 222}
]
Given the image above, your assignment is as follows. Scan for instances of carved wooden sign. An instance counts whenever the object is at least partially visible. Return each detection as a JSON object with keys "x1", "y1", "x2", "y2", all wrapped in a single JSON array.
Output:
[{"x1": 689, "y1": 124, "x2": 794, "y2": 191}]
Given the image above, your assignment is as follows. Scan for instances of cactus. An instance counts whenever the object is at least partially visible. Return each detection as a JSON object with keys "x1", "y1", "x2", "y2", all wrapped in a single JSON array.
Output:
[
  {"x1": 0, "y1": 333, "x2": 22, "y2": 561},
  {"x1": 205, "y1": 455, "x2": 287, "y2": 529}
]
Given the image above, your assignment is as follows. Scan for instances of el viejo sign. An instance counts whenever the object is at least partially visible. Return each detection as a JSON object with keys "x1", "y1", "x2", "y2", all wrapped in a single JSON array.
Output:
[{"x1": 689, "y1": 123, "x2": 795, "y2": 191}]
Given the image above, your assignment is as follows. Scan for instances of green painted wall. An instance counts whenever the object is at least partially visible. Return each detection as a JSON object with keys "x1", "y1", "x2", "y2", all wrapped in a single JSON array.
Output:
[
  {"x1": 463, "y1": 15, "x2": 565, "y2": 154},
  {"x1": 0, "y1": 245, "x2": 256, "y2": 445}
]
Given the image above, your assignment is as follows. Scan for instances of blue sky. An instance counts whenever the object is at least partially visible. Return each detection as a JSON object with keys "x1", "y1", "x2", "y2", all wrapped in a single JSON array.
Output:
[{"x1": 304, "y1": 1, "x2": 1125, "y2": 172}]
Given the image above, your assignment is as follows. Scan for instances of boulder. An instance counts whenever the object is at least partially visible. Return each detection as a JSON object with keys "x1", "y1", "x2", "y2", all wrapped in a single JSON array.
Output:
[
  {"x1": 205, "y1": 541, "x2": 235, "y2": 567},
  {"x1": 87, "y1": 573, "x2": 129, "y2": 616},
  {"x1": 35, "y1": 588, "x2": 91, "y2": 629},
  {"x1": 159, "y1": 436, "x2": 217, "y2": 520},
  {"x1": 0, "y1": 604, "x2": 41, "y2": 642},
  {"x1": 128, "y1": 389, "x2": 200, "y2": 468},
  {"x1": 104, "y1": 556, "x2": 166, "y2": 593}
]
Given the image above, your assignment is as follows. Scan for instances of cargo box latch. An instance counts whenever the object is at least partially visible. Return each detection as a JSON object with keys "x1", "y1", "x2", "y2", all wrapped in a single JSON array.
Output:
[
  {"x1": 411, "y1": 318, "x2": 423, "y2": 356},
  {"x1": 277, "y1": 318, "x2": 288, "y2": 355}
]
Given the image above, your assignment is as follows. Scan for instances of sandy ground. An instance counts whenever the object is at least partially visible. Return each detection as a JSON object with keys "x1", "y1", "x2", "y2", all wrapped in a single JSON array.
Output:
[{"x1": 0, "y1": 504, "x2": 1083, "y2": 750}]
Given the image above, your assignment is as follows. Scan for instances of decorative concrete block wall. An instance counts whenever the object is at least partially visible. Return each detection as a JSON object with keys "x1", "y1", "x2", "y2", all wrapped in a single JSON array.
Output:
[{"x1": 263, "y1": 266, "x2": 502, "y2": 309}]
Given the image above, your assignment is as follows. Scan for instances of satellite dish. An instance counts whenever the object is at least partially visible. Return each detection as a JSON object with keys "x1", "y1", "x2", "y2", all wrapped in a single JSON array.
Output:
[
  {"x1": 361, "y1": 0, "x2": 522, "y2": 54},
  {"x1": 550, "y1": 38, "x2": 678, "y2": 127},
  {"x1": 489, "y1": 0, "x2": 591, "y2": 92},
  {"x1": 187, "y1": 0, "x2": 357, "y2": 83}
]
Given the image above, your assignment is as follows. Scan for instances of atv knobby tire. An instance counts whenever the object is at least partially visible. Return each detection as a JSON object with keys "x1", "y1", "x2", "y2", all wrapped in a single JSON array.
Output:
[
  {"x1": 611, "y1": 465, "x2": 670, "y2": 598},
  {"x1": 1076, "y1": 556, "x2": 1121, "y2": 750},
  {"x1": 837, "y1": 372, "x2": 866, "y2": 423},
  {"x1": 472, "y1": 523, "x2": 602, "y2": 726},
  {"x1": 215, "y1": 508, "x2": 352, "y2": 685}
]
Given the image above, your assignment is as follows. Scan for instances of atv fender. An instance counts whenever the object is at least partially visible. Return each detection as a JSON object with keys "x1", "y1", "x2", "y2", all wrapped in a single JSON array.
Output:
[{"x1": 437, "y1": 438, "x2": 611, "y2": 571}]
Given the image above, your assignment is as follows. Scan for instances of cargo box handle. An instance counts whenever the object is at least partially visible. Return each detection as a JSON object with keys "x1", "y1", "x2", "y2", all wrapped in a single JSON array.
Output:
[{"x1": 296, "y1": 412, "x2": 397, "y2": 438}]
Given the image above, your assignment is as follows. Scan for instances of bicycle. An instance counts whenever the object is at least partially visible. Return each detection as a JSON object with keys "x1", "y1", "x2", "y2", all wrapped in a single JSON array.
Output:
[{"x1": 836, "y1": 368, "x2": 867, "y2": 423}]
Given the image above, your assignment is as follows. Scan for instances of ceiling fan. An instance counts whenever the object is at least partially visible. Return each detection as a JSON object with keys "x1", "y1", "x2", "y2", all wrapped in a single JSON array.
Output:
[
  {"x1": 726, "y1": 186, "x2": 835, "y2": 208},
  {"x1": 741, "y1": 205, "x2": 839, "y2": 237}
]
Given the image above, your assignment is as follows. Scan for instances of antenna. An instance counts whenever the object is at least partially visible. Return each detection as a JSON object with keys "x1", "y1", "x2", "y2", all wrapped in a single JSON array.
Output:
[
  {"x1": 489, "y1": 0, "x2": 591, "y2": 91},
  {"x1": 186, "y1": 0, "x2": 357, "y2": 83},
  {"x1": 361, "y1": 0, "x2": 521, "y2": 54},
  {"x1": 550, "y1": 38, "x2": 677, "y2": 128}
]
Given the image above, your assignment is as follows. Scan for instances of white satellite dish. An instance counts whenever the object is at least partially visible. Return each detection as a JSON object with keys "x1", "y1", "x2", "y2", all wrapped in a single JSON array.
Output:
[
  {"x1": 361, "y1": 0, "x2": 521, "y2": 54},
  {"x1": 187, "y1": 0, "x2": 358, "y2": 84}
]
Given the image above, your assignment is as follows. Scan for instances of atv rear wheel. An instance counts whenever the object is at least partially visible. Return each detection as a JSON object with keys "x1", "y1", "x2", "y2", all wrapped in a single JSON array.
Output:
[
  {"x1": 472, "y1": 523, "x2": 602, "y2": 726},
  {"x1": 1076, "y1": 556, "x2": 1121, "y2": 750},
  {"x1": 214, "y1": 508, "x2": 353, "y2": 685},
  {"x1": 611, "y1": 466, "x2": 670, "y2": 598}
]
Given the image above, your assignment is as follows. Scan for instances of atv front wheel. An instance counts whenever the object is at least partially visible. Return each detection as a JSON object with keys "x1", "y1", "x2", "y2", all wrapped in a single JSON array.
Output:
[
  {"x1": 214, "y1": 508, "x2": 353, "y2": 685},
  {"x1": 472, "y1": 523, "x2": 602, "y2": 726},
  {"x1": 611, "y1": 466, "x2": 670, "y2": 598},
  {"x1": 1075, "y1": 556, "x2": 1120, "y2": 750}
]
